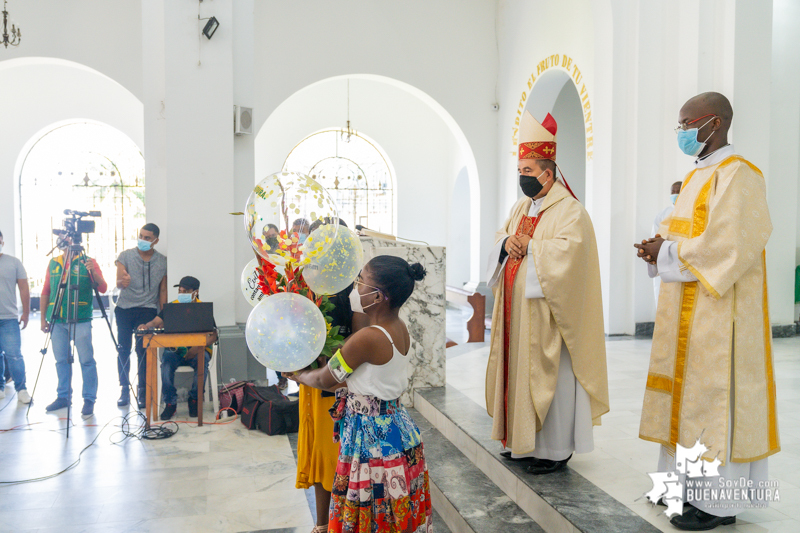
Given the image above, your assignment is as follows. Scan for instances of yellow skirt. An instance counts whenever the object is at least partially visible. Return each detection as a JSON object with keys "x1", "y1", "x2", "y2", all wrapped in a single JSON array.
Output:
[{"x1": 295, "y1": 383, "x2": 340, "y2": 492}]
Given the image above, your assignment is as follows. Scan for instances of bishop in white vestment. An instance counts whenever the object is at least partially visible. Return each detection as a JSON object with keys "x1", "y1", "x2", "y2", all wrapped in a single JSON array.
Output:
[{"x1": 486, "y1": 111, "x2": 609, "y2": 475}]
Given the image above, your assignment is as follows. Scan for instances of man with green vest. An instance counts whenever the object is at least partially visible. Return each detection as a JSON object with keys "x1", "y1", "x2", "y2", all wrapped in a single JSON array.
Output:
[{"x1": 40, "y1": 237, "x2": 108, "y2": 419}]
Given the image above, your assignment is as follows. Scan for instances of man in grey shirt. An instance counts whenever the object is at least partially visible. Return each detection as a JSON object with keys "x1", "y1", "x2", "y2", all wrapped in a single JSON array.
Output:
[
  {"x1": 114, "y1": 223, "x2": 167, "y2": 408},
  {"x1": 0, "y1": 230, "x2": 32, "y2": 403}
]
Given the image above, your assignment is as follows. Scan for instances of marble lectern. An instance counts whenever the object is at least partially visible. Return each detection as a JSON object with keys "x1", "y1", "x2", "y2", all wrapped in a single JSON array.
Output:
[{"x1": 360, "y1": 237, "x2": 446, "y2": 406}]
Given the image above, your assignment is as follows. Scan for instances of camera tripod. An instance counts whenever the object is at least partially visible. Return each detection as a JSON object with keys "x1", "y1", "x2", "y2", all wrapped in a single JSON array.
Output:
[{"x1": 25, "y1": 241, "x2": 128, "y2": 438}]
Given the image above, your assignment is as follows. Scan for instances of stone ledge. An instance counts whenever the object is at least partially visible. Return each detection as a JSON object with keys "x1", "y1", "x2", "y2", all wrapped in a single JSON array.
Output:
[
  {"x1": 410, "y1": 408, "x2": 545, "y2": 533},
  {"x1": 772, "y1": 323, "x2": 797, "y2": 338},
  {"x1": 415, "y1": 386, "x2": 661, "y2": 533}
]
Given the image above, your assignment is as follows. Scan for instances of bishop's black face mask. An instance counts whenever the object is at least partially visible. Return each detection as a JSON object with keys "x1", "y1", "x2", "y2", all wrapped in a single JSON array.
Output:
[{"x1": 519, "y1": 169, "x2": 547, "y2": 198}]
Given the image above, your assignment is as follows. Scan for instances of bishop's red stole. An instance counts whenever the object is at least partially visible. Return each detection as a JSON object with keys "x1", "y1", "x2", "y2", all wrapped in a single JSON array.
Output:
[{"x1": 501, "y1": 213, "x2": 540, "y2": 447}]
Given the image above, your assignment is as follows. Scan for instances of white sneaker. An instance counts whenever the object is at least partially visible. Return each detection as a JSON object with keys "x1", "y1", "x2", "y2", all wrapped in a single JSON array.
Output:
[
  {"x1": 17, "y1": 389, "x2": 32, "y2": 404},
  {"x1": 0, "y1": 389, "x2": 5, "y2": 400}
]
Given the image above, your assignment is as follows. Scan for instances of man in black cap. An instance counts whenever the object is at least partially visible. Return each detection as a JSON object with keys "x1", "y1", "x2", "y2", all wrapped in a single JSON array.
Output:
[{"x1": 137, "y1": 276, "x2": 217, "y2": 419}]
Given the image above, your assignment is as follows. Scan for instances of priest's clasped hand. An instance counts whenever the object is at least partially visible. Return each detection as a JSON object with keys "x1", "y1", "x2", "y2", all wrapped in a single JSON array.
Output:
[
  {"x1": 505, "y1": 235, "x2": 531, "y2": 260},
  {"x1": 633, "y1": 235, "x2": 664, "y2": 265}
]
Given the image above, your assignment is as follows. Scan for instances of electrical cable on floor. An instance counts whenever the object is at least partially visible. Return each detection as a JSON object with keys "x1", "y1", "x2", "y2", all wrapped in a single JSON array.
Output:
[
  {"x1": 0, "y1": 390, "x2": 17, "y2": 413},
  {"x1": 0, "y1": 409, "x2": 181, "y2": 484},
  {"x1": 110, "y1": 410, "x2": 179, "y2": 442},
  {"x1": 0, "y1": 416, "x2": 116, "y2": 485}
]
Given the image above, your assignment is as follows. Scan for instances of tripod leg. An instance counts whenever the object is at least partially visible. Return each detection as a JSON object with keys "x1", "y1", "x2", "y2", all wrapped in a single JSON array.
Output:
[
  {"x1": 26, "y1": 336, "x2": 53, "y2": 418},
  {"x1": 29, "y1": 247, "x2": 73, "y2": 417}
]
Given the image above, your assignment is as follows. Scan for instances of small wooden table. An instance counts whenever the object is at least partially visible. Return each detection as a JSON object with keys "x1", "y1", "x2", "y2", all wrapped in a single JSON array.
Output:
[{"x1": 142, "y1": 332, "x2": 214, "y2": 428}]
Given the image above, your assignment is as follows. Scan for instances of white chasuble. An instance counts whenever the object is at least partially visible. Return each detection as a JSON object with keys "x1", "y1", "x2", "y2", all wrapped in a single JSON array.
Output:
[
  {"x1": 485, "y1": 182, "x2": 609, "y2": 456},
  {"x1": 640, "y1": 149, "x2": 780, "y2": 467}
]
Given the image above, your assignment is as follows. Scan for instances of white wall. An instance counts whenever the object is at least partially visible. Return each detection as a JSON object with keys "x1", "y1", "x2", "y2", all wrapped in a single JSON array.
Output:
[
  {"x1": 1, "y1": 0, "x2": 143, "y2": 100},
  {"x1": 769, "y1": 0, "x2": 800, "y2": 323},
  {"x1": 496, "y1": 0, "x2": 800, "y2": 332},
  {"x1": 252, "y1": 0, "x2": 499, "y2": 285},
  {"x1": 255, "y1": 77, "x2": 467, "y2": 251},
  {"x1": 448, "y1": 169, "x2": 472, "y2": 286},
  {"x1": 3, "y1": 0, "x2": 797, "y2": 330},
  {"x1": 0, "y1": 59, "x2": 143, "y2": 257}
]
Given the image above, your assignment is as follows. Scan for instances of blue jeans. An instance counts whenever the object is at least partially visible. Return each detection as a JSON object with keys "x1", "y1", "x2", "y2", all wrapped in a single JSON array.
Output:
[
  {"x1": 161, "y1": 348, "x2": 211, "y2": 405},
  {"x1": 51, "y1": 322, "x2": 98, "y2": 402},
  {"x1": 0, "y1": 319, "x2": 26, "y2": 392}
]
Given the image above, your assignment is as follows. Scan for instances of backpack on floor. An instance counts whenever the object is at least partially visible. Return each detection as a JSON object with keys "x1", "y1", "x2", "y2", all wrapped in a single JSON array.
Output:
[
  {"x1": 219, "y1": 380, "x2": 249, "y2": 414},
  {"x1": 240, "y1": 384, "x2": 299, "y2": 435}
]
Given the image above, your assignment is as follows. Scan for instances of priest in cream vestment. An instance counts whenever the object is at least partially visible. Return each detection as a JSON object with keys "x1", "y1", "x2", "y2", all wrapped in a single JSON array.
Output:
[
  {"x1": 637, "y1": 92, "x2": 779, "y2": 531},
  {"x1": 486, "y1": 110, "x2": 609, "y2": 475}
]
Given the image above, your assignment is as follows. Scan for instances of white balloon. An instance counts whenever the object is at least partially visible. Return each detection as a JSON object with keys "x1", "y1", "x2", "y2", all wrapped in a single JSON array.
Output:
[
  {"x1": 245, "y1": 292, "x2": 327, "y2": 372},
  {"x1": 240, "y1": 258, "x2": 265, "y2": 308},
  {"x1": 243, "y1": 171, "x2": 339, "y2": 267},
  {"x1": 304, "y1": 226, "x2": 364, "y2": 296}
]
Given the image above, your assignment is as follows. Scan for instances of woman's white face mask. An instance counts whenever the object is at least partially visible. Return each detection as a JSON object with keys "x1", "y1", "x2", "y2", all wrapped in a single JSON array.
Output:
[{"x1": 349, "y1": 280, "x2": 381, "y2": 313}]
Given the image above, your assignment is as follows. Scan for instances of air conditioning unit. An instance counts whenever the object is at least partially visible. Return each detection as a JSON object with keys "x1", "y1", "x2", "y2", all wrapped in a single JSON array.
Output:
[{"x1": 234, "y1": 105, "x2": 253, "y2": 135}]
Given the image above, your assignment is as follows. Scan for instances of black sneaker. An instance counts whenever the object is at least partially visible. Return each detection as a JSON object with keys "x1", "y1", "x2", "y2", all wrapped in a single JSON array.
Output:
[
  {"x1": 188, "y1": 398, "x2": 198, "y2": 418},
  {"x1": 45, "y1": 398, "x2": 70, "y2": 412},
  {"x1": 160, "y1": 403, "x2": 177, "y2": 419},
  {"x1": 81, "y1": 400, "x2": 95, "y2": 419}
]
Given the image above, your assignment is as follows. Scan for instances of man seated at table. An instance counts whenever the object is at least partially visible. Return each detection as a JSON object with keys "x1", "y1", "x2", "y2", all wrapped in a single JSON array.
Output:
[{"x1": 137, "y1": 276, "x2": 217, "y2": 419}]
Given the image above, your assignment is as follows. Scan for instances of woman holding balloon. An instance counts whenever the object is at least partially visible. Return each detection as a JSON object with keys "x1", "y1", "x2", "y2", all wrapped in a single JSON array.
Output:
[{"x1": 288, "y1": 256, "x2": 433, "y2": 533}]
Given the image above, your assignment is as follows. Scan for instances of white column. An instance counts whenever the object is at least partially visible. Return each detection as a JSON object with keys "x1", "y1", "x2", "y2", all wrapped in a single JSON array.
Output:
[
  {"x1": 142, "y1": 0, "x2": 237, "y2": 326},
  {"x1": 632, "y1": 0, "x2": 668, "y2": 325},
  {"x1": 232, "y1": 0, "x2": 256, "y2": 324},
  {"x1": 591, "y1": 0, "x2": 639, "y2": 334},
  {"x1": 768, "y1": 0, "x2": 800, "y2": 326},
  {"x1": 141, "y1": 0, "x2": 168, "y2": 251}
]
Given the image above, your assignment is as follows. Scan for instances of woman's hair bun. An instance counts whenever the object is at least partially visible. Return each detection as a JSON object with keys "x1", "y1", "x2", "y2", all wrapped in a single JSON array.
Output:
[{"x1": 408, "y1": 263, "x2": 427, "y2": 282}]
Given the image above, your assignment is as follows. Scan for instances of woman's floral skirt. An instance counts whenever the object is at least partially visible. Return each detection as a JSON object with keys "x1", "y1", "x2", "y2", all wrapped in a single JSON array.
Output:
[{"x1": 328, "y1": 389, "x2": 433, "y2": 533}]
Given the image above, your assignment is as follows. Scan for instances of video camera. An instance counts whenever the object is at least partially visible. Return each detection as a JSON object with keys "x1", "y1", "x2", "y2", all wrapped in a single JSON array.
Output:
[{"x1": 52, "y1": 209, "x2": 101, "y2": 245}]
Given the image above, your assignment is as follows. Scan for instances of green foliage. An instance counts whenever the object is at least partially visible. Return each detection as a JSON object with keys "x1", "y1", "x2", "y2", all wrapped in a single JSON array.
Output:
[{"x1": 309, "y1": 295, "x2": 345, "y2": 370}]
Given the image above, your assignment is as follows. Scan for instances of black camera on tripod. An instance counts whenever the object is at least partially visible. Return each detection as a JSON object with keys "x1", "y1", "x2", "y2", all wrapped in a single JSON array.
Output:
[{"x1": 52, "y1": 210, "x2": 101, "y2": 245}]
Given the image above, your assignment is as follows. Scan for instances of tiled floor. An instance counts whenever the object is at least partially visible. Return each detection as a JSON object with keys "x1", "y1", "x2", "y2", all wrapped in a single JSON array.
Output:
[
  {"x1": 2, "y1": 312, "x2": 797, "y2": 532},
  {"x1": 0, "y1": 315, "x2": 311, "y2": 533},
  {"x1": 445, "y1": 336, "x2": 800, "y2": 533}
]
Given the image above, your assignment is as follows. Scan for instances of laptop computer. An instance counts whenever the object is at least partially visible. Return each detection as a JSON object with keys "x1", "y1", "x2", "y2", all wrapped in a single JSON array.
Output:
[{"x1": 161, "y1": 302, "x2": 215, "y2": 333}]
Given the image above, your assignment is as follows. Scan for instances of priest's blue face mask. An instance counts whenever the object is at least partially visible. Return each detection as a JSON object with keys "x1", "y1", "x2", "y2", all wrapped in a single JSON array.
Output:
[{"x1": 676, "y1": 115, "x2": 716, "y2": 157}]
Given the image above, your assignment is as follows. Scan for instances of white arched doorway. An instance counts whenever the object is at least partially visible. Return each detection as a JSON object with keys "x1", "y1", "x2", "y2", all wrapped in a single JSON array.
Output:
[
  {"x1": 255, "y1": 74, "x2": 482, "y2": 283},
  {"x1": 0, "y1": 57, "x2": 143, "y2": 257},
  {"x1": 16, "y1": 121, "x2": 145, "y2": 290},
  {"x1": 283, "y1": 129, "x2": 396, "y2": 234},
  {"x1": 524, "y1": 69, "x2": 589, "y2": 206}
]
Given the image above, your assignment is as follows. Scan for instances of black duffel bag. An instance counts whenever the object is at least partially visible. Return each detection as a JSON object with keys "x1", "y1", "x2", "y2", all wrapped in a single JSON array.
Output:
[{"x1": 240, "y1": 384, "x2": 299, "y2": 435}]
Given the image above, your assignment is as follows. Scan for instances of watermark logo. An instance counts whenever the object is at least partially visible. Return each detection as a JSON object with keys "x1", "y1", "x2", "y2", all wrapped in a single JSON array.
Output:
[{"x1": 642, "y1": 436, "x2": 779, "y2": 518}]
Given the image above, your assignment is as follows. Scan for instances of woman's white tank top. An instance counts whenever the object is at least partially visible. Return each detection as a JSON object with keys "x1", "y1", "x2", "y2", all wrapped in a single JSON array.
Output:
[{"x1": 346, "y1": 325, "x2": 409, "y2": 401}]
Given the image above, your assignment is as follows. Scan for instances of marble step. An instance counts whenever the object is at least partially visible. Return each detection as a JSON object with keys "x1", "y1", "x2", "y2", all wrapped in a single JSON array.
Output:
[
  {"x1": 409, "y1": 408, "x2": 546, "y2": 533},
  {"x1": 414, "y1": 386, "x2": 661, "y2": 533}
]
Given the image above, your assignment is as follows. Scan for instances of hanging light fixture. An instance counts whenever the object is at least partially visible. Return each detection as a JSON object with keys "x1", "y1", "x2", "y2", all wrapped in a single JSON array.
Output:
[
  {"x1": 2, "y1": 0, "x2": 21, "y2": 49},
  {"x1": 340, "y1": 79, "x2": 357, "y2": 143}
]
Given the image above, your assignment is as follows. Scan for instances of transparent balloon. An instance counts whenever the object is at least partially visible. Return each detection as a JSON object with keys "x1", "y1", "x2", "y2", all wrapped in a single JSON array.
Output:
[
  {"x1": 240, "y1": 258, "x2": 265, "y2": 308},
  {"x1": 303, "y1": 226, "x2": 364, "y2": 296},
  {"x1": 244, "y1": 171, "x2": 339, "y2": 267},
  {"x1": 245, "y1": 292, "x2": 327, "y2": 372}
]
